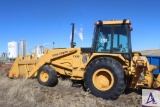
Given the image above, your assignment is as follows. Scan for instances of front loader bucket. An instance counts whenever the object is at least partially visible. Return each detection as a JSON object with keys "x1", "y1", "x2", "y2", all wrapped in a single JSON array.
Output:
[{"x1": 8, "y1": 55, "x2": 40, "y2": 78}]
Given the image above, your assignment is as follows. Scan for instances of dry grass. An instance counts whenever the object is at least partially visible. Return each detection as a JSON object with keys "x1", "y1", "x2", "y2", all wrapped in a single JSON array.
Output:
[{"x1": 0, "y1": 72, "x2": 142, "y2": 107}]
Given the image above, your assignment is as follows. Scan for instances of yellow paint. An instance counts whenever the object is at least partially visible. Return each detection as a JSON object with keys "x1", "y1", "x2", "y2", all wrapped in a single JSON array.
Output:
[
  {"x1": 94, "y1": 20, "x2": 131, "y2": 25},
  {"x1": 153, "y1": 74, "x2": 160, "y2": 88},
  {"x1": 92, "y1": 68, "x2": 114, "y2": 91},
  {"x1": 40, "y1": 71, "x2": 49, "y2": 82},
  {"x1": 129, "y1": 52, "x2": 159, "y2": 88}
]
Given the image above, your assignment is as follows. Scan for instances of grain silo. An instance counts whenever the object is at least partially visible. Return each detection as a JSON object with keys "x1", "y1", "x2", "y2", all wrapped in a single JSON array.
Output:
[{"x1": 20, "y1": 40, "x2": 27, "y2": 57}]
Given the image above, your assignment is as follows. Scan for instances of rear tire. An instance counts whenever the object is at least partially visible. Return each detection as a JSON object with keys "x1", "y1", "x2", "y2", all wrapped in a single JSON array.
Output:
[
  {"x1": 37, "y1": 65, "x2": 58, "y2": 87},
  {"x1": 84, "y1": 57, "x2": 126, "y2": 100}
]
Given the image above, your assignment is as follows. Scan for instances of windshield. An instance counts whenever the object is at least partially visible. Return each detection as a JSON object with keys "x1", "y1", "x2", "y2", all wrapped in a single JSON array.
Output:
[{"x1": 94, "y1": 25, "x2": 131, "y2": 54}]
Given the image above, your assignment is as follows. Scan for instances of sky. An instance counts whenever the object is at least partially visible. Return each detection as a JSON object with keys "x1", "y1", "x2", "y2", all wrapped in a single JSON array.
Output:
[{"x1": 0, "y1": 0, "x2": 160, "y2": 55}]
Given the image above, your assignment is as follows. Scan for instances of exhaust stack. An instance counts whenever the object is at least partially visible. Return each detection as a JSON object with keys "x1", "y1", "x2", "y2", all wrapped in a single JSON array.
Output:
[{"x1": 71, "y1": 23, "x2": 76, "y2": 48}]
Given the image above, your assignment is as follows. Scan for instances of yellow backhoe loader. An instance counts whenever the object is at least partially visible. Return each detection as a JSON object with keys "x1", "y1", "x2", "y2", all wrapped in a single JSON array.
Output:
[{"x1": 8, "y1": 19, "x2": 160, "y2": 100}]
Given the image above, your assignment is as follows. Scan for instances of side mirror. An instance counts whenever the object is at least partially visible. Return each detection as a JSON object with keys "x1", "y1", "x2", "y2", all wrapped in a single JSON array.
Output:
[{"x1": 130, "y1": 25, "x2": 133, "y2": 31}]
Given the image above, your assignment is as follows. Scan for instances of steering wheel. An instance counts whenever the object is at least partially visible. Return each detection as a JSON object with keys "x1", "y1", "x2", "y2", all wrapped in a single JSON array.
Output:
[
  {"x1": 98, "y1": 42, "x2": 103, "y2": 48},
  {"x1": 97, "y1": 42, "x2": 104, "y2": 49},
  {"x1": 121, "y1": 48, "x2": 126, "y2": 52}
]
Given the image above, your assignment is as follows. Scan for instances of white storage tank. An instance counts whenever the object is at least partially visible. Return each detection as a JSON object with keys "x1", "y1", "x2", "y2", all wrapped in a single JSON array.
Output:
[{"x1": 8, "y1": 41, "x2": 19, "y2": 59}]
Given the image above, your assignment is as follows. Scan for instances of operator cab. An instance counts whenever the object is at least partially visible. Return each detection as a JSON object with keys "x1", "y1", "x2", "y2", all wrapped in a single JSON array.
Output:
[{"x1": 92, "y1": 19, "x2": 132, "y2": 60}]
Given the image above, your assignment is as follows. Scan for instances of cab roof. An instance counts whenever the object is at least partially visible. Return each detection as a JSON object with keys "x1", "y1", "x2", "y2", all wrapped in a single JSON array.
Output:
[{"x1": 94, "y1": 19, "x2": 131, "y2": 25}]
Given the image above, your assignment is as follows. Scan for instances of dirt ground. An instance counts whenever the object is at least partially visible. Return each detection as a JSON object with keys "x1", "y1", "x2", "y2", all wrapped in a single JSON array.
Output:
[{"x1": 0, "y1": 63, "x2": 142, "y2": 107}]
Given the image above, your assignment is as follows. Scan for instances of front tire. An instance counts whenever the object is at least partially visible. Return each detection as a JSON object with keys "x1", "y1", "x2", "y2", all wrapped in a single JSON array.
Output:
[
  {"x1": 37, "y1": 65, "x2": 58, "y2": 87},
  {"x1": 84, "y1": 57, "x2": 126, "y2": 100}
]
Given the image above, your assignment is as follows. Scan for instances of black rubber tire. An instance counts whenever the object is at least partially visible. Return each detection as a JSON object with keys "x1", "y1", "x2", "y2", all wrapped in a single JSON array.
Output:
[
  {"x1": 37, "y1": 65, "x2": 58, "y2": 87},
  {"x1": 84, "y1": 57, "x2": 126, "y2": 100}
]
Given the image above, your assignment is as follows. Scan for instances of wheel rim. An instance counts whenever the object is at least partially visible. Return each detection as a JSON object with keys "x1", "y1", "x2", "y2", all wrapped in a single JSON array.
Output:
[
  {"x1": 40, "y1": 71, "x2": 49, "y2": 82},
  {"x1": 92, "y1": 68, "x2": 114, "y2": 91}
]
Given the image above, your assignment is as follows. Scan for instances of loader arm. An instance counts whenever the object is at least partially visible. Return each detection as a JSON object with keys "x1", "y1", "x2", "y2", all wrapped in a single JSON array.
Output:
[{"x1": 8, "y1": 48, "x2": 77, "y2": 78}]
